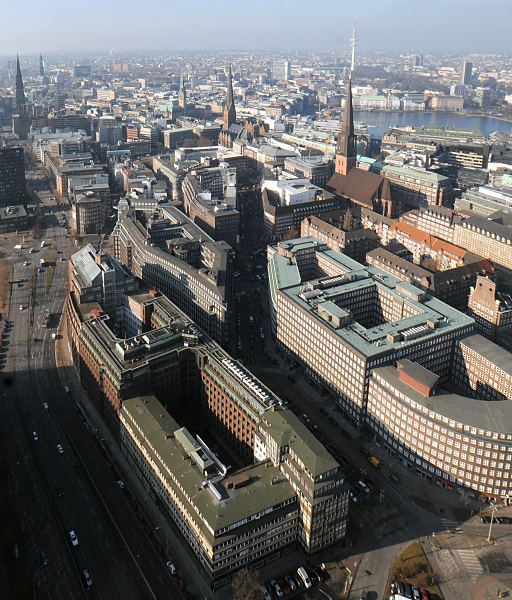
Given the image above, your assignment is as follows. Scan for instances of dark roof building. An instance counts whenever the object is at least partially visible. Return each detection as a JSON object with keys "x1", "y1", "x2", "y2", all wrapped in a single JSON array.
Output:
[{"x1": 326, "y1": 77, "x2": 393, "y2": 217}]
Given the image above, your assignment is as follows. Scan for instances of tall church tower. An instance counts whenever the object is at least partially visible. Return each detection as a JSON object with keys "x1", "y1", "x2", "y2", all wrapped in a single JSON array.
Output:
[
  {"x1": 178, "y1": 74, "x2": 187, "y2": 109},
  {"x1": 223, "y1": 64, "x2": 236, "y2": 130},
  {"x1": 14, "y1": 55, "x2": 30, "y2": 139},
  {"x1": 335, "y1": 76, "x2": 357, "y2": 176}
]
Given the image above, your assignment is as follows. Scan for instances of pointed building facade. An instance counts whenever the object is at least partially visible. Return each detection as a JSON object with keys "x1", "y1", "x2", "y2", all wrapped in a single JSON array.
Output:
[
  {"x1": 13, "y1": 55, "x2": 30, "y2": 139},
  {"x1": 335, "y1": 76, "x2": 357, "y2": 176},
  {"x1": 223, "y1": 64, "x2": 236, "y2": 130},
  {"x1": 326, "y1": 76, "x2": 393, "y2": 217},
  {"x1": 178, "y1": 74, "x2": 187, "y2": 109}
]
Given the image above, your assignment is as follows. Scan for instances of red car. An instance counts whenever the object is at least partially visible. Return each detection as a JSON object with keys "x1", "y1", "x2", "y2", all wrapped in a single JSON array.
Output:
[
  {"x1": 277, "y1": 579, "x2": 290, "y2": 595},
  {"x1": 176, "y1": 578, "x2": 185, "y2": 591}
]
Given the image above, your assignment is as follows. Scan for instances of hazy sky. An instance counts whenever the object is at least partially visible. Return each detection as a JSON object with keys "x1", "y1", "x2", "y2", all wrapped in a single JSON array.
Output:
[{"x1": 1, "y1": 0, "x2": 511, "y2": 56}]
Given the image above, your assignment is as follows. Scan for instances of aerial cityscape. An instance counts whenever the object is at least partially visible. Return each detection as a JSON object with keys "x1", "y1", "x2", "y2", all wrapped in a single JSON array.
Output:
[{"x1": 2, "y1": 2, "x2": 512, "y2": 600}]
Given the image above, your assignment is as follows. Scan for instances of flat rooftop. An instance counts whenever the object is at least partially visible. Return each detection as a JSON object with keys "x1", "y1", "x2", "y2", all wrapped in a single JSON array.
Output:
[
  {"x1": 373, "y1": 365, "x2": 512, "y2": 438},
  {"x1": 122, "y1": 395, "x2": 297, "y2": 542},
  {"x1": 270, "y1": 237, "x2": 474, "y2": 358},
  {"x1": 459, "y1": 334, "x2": 512, "y2": 378}
]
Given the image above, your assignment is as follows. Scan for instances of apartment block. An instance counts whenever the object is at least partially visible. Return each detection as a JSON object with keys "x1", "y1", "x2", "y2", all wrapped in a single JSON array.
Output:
[
  {"x1": 467, "y1": 275, "x2": 512, "y2": 349},
  {"x1": 378, "y1": 164, "x2": 454, "y2": 210},
  {"x1": 113, "y1": 204, "x2": 233, "y2": 345},
  {"x1": 301, "y1": 214, "x2": 379, "y2": 264},
  {"x1": 453, "y1": 213, "x2": 512, "y2": 272}
]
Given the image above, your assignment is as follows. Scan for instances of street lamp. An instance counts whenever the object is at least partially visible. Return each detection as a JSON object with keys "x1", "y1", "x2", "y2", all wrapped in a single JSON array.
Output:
[
  {"x1": 487, "y1": 500, "x2": 498, "y2": 543},
  {"x1": 155, "y1": 526, "x2": 169, "y2": 556}
]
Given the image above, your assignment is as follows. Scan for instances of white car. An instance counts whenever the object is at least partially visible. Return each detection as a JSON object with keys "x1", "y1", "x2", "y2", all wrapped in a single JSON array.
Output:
[
  {"x1": 57, "y1": 444, "x2": 64, "y2": 455},
  {"x1": 117, "y1": 479, "x2": 124, "y2": 489},
  {"x1": 69, "y1": 530, "x2": 78, "y2": 546},
  {"x1": 166, "y1": 561, "x2": 177, "y2": 575},
  {"x1": 43, "y1": 403, "x2": 49, "y2": 411},
  {"x1": 32, "y1": 431, "x2": 39, "y2": 441}
]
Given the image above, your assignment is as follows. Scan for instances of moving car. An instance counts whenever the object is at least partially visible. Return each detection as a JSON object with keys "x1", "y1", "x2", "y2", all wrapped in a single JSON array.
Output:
[
  {"x1": 68, "y1": 530, "x2": 78, "y2": 546},
  {"x1": 166, "y1": 561, "x2": 176, "y2": 575},
  {"x1": 82, "y1": 569, "x2": 93, "y2": 589},
  {"x1": 56, "y1": 444, "x2": 64, "y2": 455}
]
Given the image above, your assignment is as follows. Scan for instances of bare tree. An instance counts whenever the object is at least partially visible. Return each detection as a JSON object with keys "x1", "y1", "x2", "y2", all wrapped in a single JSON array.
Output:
[{"x1": 231, "y1": 568, "x2": 264, "y2": 600}]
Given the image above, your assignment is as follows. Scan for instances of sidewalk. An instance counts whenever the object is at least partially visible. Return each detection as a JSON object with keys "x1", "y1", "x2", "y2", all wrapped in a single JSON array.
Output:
[{"x1": 54, "y1": 314, "x2": 216, "y2": 600}]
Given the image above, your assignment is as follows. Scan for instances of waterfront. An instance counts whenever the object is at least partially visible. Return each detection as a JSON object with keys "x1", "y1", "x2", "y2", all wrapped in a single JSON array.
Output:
[{"x1": 354, "y1": 110, "x2": 512, "y2": 138}]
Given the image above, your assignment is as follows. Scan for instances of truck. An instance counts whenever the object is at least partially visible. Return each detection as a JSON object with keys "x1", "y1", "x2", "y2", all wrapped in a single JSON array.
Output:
[
  {"x1": 14, "y1": 244, "x2": 22, "y2": 250},
  {"x1": 368, "y1": 455, "x2": 381, "y2": 468},
  {"x1": 40, "y1": 240, "x2": 45, "y2": 248}
]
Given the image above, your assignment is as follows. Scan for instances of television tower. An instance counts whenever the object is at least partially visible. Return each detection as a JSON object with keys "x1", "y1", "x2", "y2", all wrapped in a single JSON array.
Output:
[{"x1": 350, "y1": 20, "x2": 357, "y2": 76}]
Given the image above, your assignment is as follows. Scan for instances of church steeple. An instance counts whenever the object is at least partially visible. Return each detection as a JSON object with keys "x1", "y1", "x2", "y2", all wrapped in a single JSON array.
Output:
[
  {"x1": 223, "y1": 64, "x2": 236, "y2": 130},
  {"x1": 335, "y1": 75, "x2": 357, "y2": 176},
  {"x1": 178, "y1": 73, "x2": 187, "y2": 109},
  {"x1": 14, "y1": 55, "x2": 30, "y2": 139}
]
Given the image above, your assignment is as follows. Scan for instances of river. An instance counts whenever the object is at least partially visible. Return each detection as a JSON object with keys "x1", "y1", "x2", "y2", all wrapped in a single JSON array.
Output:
[{"x1": 353, "y1": 111, "x2": 512, "y2": 138}]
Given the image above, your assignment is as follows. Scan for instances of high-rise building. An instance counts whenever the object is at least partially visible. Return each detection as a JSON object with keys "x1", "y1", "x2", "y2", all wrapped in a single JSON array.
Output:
[
  {"x1": 178, "y1": 73, "x2": 187, "y2": 109},
  {"x1": 0, "y1": 146, "x2": 26, "y2": 207},
  {"x1": 39, "y1": 54, "x2": 45, "y2": 79},
  {"x1": 13, "y1": 55, "x2": 30, "y2": 139},
  {"x1": 461, "y1": 59, "x2": 473, "y2": 85},
  {"x1": 272, "y1": 59, "x2": 291, "y2": 82},
  {"x1": 410, "y1": 54, "x2": 423, "y2": 68}
]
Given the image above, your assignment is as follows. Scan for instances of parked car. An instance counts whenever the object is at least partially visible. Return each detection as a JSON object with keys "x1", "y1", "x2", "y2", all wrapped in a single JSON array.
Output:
[{"x1": 270, "y1": 579, "x2": 283, "y2": 598}]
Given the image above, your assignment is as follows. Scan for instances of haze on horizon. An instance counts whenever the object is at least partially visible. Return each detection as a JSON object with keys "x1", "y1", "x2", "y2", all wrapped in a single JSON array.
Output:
[{"x1": 1, "y1": 0, "x2": 511, "y2": 56}]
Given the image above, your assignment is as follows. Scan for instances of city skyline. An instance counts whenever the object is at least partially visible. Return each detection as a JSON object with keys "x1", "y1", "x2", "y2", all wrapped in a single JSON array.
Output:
[{"x1": 2, "y1": 0, "x2": 512, "y2": 55}]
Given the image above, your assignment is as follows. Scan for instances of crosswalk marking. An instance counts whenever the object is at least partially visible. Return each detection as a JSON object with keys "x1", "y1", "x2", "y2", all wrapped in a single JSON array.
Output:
[
  {"x1": 454, "y1": 548, "x2": 483, "y2": 582},
  {"x1": 441, "y1": 518, "x2": 462, "y2": 532}
]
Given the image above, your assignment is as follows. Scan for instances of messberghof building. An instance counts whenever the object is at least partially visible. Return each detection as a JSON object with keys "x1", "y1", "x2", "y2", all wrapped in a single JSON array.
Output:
[
  {"x1": 268, "y1": 237, "x2": 474, "y2": 425},
  {"x1": 113, "y1": 204, "x2": 234, "y2": 345},
  {"x1": 65, "y1": 282, "x2": 348, "y2": 585}
]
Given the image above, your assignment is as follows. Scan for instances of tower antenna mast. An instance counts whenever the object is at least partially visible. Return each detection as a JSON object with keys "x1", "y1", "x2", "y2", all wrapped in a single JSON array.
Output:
[{"x1": 350, "y1": 19, "x2": 357, "y2": 76}]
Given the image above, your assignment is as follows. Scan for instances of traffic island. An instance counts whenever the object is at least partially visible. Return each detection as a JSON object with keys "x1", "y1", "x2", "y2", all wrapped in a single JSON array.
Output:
[{"x1": 386, "y1": 540, "x2": 442, "y2": 599}]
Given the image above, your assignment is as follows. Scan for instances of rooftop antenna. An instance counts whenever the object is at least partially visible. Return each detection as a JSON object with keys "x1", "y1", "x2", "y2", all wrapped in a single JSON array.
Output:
[{"x1": 350, "y1": 18, "x2": 357, "y2": 77}]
